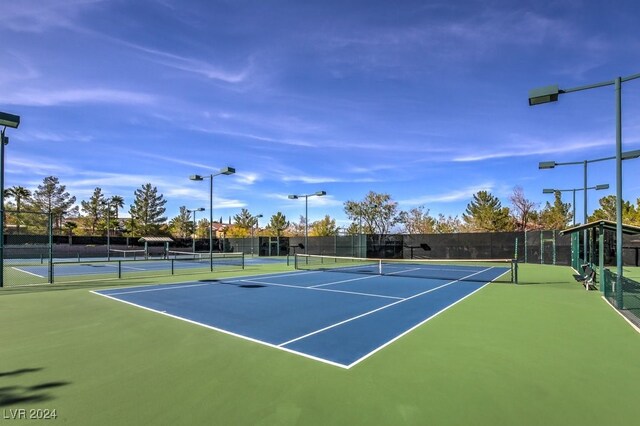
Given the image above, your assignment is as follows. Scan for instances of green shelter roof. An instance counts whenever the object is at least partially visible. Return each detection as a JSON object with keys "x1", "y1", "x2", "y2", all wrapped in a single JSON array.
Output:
[{"x1": 560, "y1": 220, "x2": 640, "y2": 236}]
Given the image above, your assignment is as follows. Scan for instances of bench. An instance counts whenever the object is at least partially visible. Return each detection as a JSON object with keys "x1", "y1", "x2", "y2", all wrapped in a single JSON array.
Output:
[{"x1": 573, "y1": 264, "x2": 596, "y2": 290}]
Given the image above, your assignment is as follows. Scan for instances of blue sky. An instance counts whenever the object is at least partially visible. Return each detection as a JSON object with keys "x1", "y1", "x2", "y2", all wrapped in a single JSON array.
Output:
[{"x1": 2, "y1": 0, "x2": 640, "y2": 228}]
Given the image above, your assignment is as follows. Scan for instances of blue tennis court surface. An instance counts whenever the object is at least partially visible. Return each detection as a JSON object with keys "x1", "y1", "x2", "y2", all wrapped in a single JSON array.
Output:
[{"x1": 93, "y1": 264, "x2": 509, "y2": 368}]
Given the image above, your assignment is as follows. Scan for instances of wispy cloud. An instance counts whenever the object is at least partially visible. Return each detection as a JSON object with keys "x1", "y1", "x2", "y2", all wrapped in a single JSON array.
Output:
[
  {"x1": 452, "y1": 134, "x2": 614, "y2": 162},
  {"x1": 3, "y1": 88, "x2": 157, "y2": 107},
  {"x1": 0, "y1": 0, "x2": 105, "y2": 33},
  {"x1": 399, "y1": 182, "x2": 495, "y2": 206}
]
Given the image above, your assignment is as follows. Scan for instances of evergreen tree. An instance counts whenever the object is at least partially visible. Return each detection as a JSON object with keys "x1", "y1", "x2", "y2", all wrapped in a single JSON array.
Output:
[
  {"x1": 128, "y1": 183, "x2": 167, "y2": 236},
  {"x1": 169, "y1": 206, "x2": 194, "y2": 238},
  {"x1": 31, "y1": 176, "x2": 78, "y2": 232},
  {"x1": 265, "y1": 212, "x2": 289, "y2": 237},
  {"x1": 462, "y1": 191, "x2": 513, "y2": 232},
  {"x1": 81, "y1": 187, "x2": 106, "y2": 235},
  {"x1": 539, "y1": 192, "x2": 573, "y2": 229}
]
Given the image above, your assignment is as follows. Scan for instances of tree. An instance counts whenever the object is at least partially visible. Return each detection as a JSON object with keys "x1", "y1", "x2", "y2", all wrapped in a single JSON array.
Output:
[
  {"x1": 265, "y1": 212, "x2": 289, "y2": 237},
  {"x1": 309, "y1": 215, "x2": 338, "y2": 236},
  {"x1": 434, "y1": 214, "x2": 462, "y2": 233},
  {"x1": 344, "y1": 191, "x2": 399, "y2": 235},
  {"x1": 31, "y1": 176, "x2": 78, "y2": 232},
  {"x1": 168, "y1": 206, "x2": 194, "y2": 238},
  {"x1": 588, "y1": 195, "x2": 637, "y2": 224},
  {"x1": 289, "y1": 215, "x2": 306, "y2": 237},
  {"x1": 196, "y1": 218, "x2": 210, "y2": 239},
  {"x1": 230, "y1": 208, "x2": 256, "y2": 237},
  {"x1": 462, "y1": 191, "x2": 514, "y2": 232},
  {"x1": 110, "y1": 195, "x2": 125, "y2": 220},
  {"x1": 81, "y1": 187, "x2": 106, "y2": 235},
  {"x1": 397, "y1": 206, "x2": 436, "y2": 234},
  {"x1": 4, "y1": 186, "x2": 32, "y2": 234},
  {"x1": 509, "y1": 186, "x2": 539, "y2": 231},
  {"x1": 128, "y1": 183, "x2": 168, "y2": 236},
  {"x1": 538, "y1": 192, "x2": 573, "y2": 230}
]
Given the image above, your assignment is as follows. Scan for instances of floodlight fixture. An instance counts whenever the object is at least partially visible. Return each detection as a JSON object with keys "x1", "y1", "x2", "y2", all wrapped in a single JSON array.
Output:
[
  {"x1": 188, "y1": 166, "x2": 236, "y2": 267},
  {"x1": 595, "y1": 184, "x2": 609, "y2": 190},
  {"x1": 528, "y1": 85, "x2": 561, "y2": 106},
  {"x1": 542, "y1": 189, "x2": 556, "y2": 194},
  {"x1": 0, "y1": 111, "x2": 20, "y2": 129},
  {"x1": 538, "y1": 161, "x2": 556, "y2": 169},
  {"x1": 621, "y1": 149, "x2": 640, "y2": 160},
  {"x1": 0, "y1": 110, "x2": 21, "y2": 287},
  {"x1": 288, "y1": 190, "x2": 328, "y2": 254}
]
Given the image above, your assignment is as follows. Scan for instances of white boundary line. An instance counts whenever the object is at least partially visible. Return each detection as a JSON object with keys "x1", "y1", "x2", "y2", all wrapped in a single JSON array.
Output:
[
  {"x1": 11, "y1": 267, "x2": 45, "y2": 278},
  {"x1": 91, "y1": 266, "x2": 502, "y2": 369},
  {"x1": 90, "y1": 290, "x2": 350, "y2": 369},
  {"x1": 240, "y1": 278, "x2": 403, "y2": 300},
  {"x1": 278, "y1": 268, "x2": 491, "y2": 348},
  {"x1": 600, "y1": 295, "x2": 640, "y2": 334}
]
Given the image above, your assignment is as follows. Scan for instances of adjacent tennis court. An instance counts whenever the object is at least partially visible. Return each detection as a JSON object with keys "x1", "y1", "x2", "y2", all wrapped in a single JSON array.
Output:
[{"x1": 93, "y1": 258, "x2": 510, "y2": 367}]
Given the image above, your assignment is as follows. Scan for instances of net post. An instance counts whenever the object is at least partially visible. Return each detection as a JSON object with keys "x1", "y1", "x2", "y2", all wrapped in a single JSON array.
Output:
[
  {"x1": 378, "y1": 259, "x2": 382, "y2": 275},
  {"x1": 118, "y1": 260, "x2": 122, "y2": 279},
  {"x1": 513, "y1": 259, "x2": 518, "y2": 284},
  {"x1": 48, "y1": 212, "x2": 53, "y2": 284},
  {"x1": 172, "y1": 259, "x2": 175, "y2": 275},
  {"x1": 294, "y1": 254, "x2": 298, "y2": 269},
  {"x1": 241, "y1": 252, "x2": 245, "y2": 269}
]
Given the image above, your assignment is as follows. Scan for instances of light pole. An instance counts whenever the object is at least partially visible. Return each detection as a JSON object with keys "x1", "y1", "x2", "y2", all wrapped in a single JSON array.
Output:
[
  {"x1": 251, "y1": 214, "x2": 263, "y2": 257},
  {"x1": 190, "y1": 166, "x2": 235, "y2": 269},
  {"x1": 288, "y1": 191, "x2": 326, "y2": 254},
  {"x1": 0, "y1": 111, "x2": 21, "y2": 288},
  {"x1": 529, "y1": 74, "x2": 640, "y2": 303},
  {"x1": 187, "y1": 207, "x2": 205, "y2": 252},
  {"x1": 539, "y1": 153, "x2": 640, "y2": 263},
  {"x1": 104, "y1": 198, "x2": 114, "y2": 260},
  {"x1": 542, "y1": 184, "x2": 609, "y2": 227}
]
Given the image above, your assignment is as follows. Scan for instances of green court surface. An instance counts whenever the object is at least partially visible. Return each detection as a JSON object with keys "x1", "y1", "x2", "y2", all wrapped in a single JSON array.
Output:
[{"x1": 1, "y1": 263, "x2": 638, "y2": 425}]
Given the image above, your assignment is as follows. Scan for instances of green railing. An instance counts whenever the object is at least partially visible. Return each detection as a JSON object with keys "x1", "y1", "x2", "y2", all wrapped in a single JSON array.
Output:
[{"x1": 603, "y1": 269, "x2": 640, "y2": 324}]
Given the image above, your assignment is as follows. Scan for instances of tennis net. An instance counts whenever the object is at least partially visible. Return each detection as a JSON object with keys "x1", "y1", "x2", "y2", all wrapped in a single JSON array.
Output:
[
  {"x1": 294, "y1": 254, "x2": 517, "y2": 283},
  {"x1": 166, "y1": 250, "x2": 245, "y2": 269},
  {"x1": 109, "y1": 248, "x2": 147, "y2": 260}
]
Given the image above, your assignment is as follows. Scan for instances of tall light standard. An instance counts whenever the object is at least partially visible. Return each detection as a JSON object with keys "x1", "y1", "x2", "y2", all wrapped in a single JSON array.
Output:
[
  {"x1": 288, "y1": 191, "x2": 326, "y2": 254},
  {"x1": 190, "y1": 166, "x2": 235, "y2": 269},
  {"x1": 542, "y1": 184, "x2": 609, "y2": 227},
  {"x1": 529, "y1": 74, "x2": 640, "y2": 303},
  {"x1": 103, "y1": 198, "x2": 115, "y2": 260},
  {"x1": 539, "y1": 153, "x2": 640, "y2": 263},
  {"x1": 187, "y1": 207, "x2": 205, "y2": 252},
  {"x1": 0, "y1": 111, "x2": 21, "y2": 288},
  {"x1": 251, "y1": 214, "x2": 263, "y2": 257}
]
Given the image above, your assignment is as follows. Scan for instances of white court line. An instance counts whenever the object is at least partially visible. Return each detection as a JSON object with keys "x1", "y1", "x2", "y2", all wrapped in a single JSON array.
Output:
[
  {"x1": 11, "y1": 267, "x2": 45, "y2": 278},
  {"x1": 277, "y1": 267, "x2": 492, "y2": 348},
  {"x1": 91, "y1": 290, "x2": 350, "y2": 369},
  {"x1": 240, "y1": 279, "x2": 403, "y2": 300},
  {"x1": 309, "y1": 274, "x2": 381, "y2": 288},
  {"x1": 105, "y1": 282, "x2": 214, "y2": 296}
]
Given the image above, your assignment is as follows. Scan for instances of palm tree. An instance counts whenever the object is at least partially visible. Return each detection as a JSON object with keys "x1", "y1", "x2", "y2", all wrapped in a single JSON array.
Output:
[
  {"x1": 5, "y1": 186, "x2": 32, "y2": 234},
  {"x1": 110, "y1": 195, "x2": 125, "y2": 219}
]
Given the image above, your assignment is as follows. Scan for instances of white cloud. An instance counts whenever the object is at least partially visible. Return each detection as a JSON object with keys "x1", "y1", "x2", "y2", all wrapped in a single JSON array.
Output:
[
  {"x1": 3, "y1": 88, "x2": 157, "y2": 107},
  {"x1": 399, "y1": 182, "x2": 495, "y2": 206}
]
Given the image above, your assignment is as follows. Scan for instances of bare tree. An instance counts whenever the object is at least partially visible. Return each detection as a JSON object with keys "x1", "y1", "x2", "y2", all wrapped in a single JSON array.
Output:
[{"x1": 509, "y1": 186, "x2": 539, "y2": 231}]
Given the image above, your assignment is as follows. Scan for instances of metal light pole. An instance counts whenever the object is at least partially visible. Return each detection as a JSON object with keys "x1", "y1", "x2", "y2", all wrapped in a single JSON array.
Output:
[
  {"x1": 251, "y1": 214, "x2": 263, "y2": 257},
  {"x1": 190, "y1": 167, "x2": 235, "y2": 270},
  {"x1": 187, "y1": 207, "x2": 204, "y2": 252},
  {"x1": 0, "y1": 111, "x2": 21, "y2": 288},
  {"x1": 530, "y1": 74, "x2": 640, "y2": 302},
  {"x1": 288, "y1": 191, "x2": 326, "y2": 254},
  {"x1": 542, "y1": 184, "x2": 609, "y2": 227}
]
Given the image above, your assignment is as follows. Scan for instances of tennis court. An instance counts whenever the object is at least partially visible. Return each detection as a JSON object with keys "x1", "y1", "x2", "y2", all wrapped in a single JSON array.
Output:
[{"x1": 93, "y1": 258, "x2": 510, "y2": 367}]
